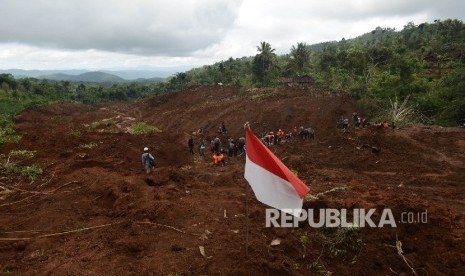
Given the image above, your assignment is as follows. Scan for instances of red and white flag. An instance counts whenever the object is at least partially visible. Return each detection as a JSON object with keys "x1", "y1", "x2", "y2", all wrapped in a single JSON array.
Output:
[{"x1": 244, "y1": 128, "x2": 310, "y2": 217}]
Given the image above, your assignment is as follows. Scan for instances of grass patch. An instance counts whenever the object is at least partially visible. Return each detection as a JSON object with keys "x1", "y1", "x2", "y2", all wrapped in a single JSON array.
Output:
[
  {"x1": 305, "y1": 185, "x2": 351, "y2": 201},
  {"x1": 91, "y1": 119, "x2": 114, "y2": 128},
  {"x1": 9, "y1": 149, "x2": 35, "y2": 159},
  {"x1": 329, "y1": 225, "x2": 362, "y2": 257},
  {"x1": 70, "y1": 129, "x2": 82, "y2": 138},
  {"x1": 0, "y1": 150, "x2": 37, "y2": 176},
  {"x1": 291, "y1": 168, "x2": 299, "y2": 177},
  {"x1": 20, "y1": 164, "x2": 43, "y2": 180},
  {"x1": 79, "y1": 142, "x2": 98, "y2": 149},
  {"x1": 0, "y1": 126, "x2": 22, "y2": 145},
  {"x1": 128, "y1": 122, "x2": 161, "y2": 135}
]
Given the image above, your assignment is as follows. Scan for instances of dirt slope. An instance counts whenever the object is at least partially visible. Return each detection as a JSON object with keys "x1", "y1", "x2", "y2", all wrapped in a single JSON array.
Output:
[{"x1": 1, "y1": 86, "x2": 464, "y2": 275}]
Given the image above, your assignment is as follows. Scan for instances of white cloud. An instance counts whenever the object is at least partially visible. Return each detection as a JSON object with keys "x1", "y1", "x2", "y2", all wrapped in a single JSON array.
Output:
[{"x1": 0, "y1": 0, "x2": 463, "y2": 70}]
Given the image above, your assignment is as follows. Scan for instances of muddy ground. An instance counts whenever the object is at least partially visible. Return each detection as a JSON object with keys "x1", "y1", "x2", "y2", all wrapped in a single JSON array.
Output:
[{"x1": 1, "y1": 86, "x2": 464, "y2": 275}]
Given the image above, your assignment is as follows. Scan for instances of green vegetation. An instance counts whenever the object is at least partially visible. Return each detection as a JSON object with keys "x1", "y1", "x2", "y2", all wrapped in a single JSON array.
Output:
[
  {"x1": 0, "y1": 126, "x2": 21, "y2": 145},
  {"x1": 70, "y1": 129, "x2": 83, "y2": 138},
  {"x1": 79, "y1": 142, "x2": 98, "y2": 149},
  {"x1": 329, "y1": 225, "x2": 362, "y2": 257},
  {"x1": 299, "y1": 234, "x2": 309, "y2": 258},
  {"x1": 0, "y1": 150, "x2": 42, "y2": 181},
  {"x1": 128, "y1": 122, "x2": 161, "y2": 135},
  {"x1": 9, "y1": 150, "x2": 36, "y2": 159},
  {"x1": 171, "y1": 18, "x2": 465, "y2": 126},
  {"x1": 20, "y1": 164, "x2": 43, "y2": 181},
  {"x1": 91, "y1": 119, "x2": 114, "y2": 128},
  {"x1": 305, "y1": 185, "x2": 351, "y2": 201},
  {"x1": 324, "y1": 225, "x2": 362, "y2": 258}
]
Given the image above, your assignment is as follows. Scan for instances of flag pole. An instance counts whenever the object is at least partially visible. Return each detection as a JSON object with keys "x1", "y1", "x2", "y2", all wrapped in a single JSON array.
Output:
[
  {"x1": 245, "y1": 178, "x2": 250, "y2": 257},
  {"x1": 244, "y1": 121, "x2": 251, "y2": 257}
]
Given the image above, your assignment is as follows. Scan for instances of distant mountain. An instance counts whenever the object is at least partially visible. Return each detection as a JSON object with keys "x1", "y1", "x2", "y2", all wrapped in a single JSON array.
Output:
[
  {"x1": 101, "y1": 69, "x2": 185, "y2": 79},
  {"x1": 0, "y1": 66, "x2": 195, "y2": 81},
  {"x1": 40, "y1": 71, "x2": 126, "y2": 83},
  {"x1": 0, "y1": 69, "x2": 88, "y2": 78}
]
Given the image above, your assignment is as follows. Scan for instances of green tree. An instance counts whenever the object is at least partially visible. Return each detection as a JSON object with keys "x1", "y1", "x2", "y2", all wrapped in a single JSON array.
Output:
[
  {"x1": 252, "y1": 41, "x2": 276, "y2": 86},
  {"x1": 437, "y1": 66, "x2": 465, "y2": 125},
  {"x1": 289, "y1": 42, "x2": 311, "y2": 76}
]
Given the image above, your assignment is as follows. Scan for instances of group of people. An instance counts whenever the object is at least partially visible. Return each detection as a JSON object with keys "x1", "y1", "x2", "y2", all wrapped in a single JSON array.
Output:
[
  {"x1": 187, "y1": 122, "x2": 316, "y2": 167},
  {"x1": 192, "y1": 135, "x2": 246, "y2": 167},
  {"x1": 261, "y1": 126, "x2": 314, "y2": 146},
  {"x1": 337, "y1": 112, "x2": 394, "y2": 130},
  {"x1": 142, "y1": 121, "x2": 316, "y2": 173}
]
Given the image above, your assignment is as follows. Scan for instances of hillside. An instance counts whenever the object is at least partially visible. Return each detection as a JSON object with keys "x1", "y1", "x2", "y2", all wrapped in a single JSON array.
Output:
[{"x1": 0, "y1": 86, "x2": 464, "y2": 275}]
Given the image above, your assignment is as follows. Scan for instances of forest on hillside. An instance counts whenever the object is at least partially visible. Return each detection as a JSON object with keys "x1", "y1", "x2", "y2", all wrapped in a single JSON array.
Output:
[
  {"x1": 177, "y1": 18, "x2": 465, "y2": 126},
  {"x1": 1, "y1": 18, "x2": 464, "y2": 145}
]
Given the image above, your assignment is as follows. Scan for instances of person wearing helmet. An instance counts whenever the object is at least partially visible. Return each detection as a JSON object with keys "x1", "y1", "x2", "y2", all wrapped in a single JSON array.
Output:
[{"x1": 141, "y1": 147, "x2": 156, "y2": 174}]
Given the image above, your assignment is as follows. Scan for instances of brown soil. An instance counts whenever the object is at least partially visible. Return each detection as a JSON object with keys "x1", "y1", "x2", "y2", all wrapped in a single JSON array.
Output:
[{"x1": 1, "y1": 86, "x2": 464, "y2": 275}]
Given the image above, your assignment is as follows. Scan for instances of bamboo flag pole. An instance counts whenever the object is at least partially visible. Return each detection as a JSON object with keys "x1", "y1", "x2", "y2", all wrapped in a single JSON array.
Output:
[
  {"x1": 245, "y1": 179, "x2": 250, "y2": 257},
  {"x1": 244, "y1": 121, "x2": 250, "y2": 257}
]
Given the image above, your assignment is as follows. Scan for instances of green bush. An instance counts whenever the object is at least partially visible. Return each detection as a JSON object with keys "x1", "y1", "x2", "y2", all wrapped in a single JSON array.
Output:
[
  {"x1": 20, "y1": 164, "x2": 43, "y2": 180},
  {"x1": 0, "y1": 127, "x2": 22, "y2": 145},
  {"x1": 79, "y1": 142, "x2": 98, "y2": 149},
  {"x1": 91, "y1": 119, "x2": 114, "y2": 128},
  {"x1": 128, "y1": 122, "x2": 161, "y2": 135}
]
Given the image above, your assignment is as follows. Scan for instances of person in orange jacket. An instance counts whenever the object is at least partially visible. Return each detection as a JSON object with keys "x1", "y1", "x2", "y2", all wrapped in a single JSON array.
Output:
[{"x1": 212, "y1": 152, "x2": 225, "y2": 166}]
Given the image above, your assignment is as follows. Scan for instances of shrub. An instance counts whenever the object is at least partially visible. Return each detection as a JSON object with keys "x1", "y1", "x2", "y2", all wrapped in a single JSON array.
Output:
[
  {"x1": 20, "y1": 164, "x2": 43, "y2": 180},
  {"x1": 0, "y1": 127, "x2": 21, "y2": 145},
  {"x1": 79, "y1": 142, "x2": 98, "y2": 149},
  {"x1": 91, "y1": 119, "x2": 114, "y2": 129},
  {"x1": 128, "y1": 122, "x2": 161, "y2": 135}
]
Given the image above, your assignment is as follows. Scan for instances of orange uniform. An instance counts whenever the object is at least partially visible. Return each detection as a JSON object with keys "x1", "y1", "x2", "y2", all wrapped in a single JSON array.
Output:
[{"x1": 213, "y1": 153, "x2": 224, "y2": 165}]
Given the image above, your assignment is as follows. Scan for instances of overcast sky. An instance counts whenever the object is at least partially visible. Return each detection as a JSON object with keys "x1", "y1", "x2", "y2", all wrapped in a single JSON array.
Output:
[{"x1": 0, "y1": 0, "x2": 464, "y2": 70}]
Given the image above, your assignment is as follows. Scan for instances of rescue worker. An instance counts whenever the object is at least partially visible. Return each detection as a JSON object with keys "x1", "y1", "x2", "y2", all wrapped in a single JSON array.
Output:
[
  {"x1": 237, "y1": 137, "x2": 245, "y2": 155},
  {"x1": 353, "y1": 112, "x2": 360, "y2": 127},
  {"x1": 228, "y1": 139, "x2": 235, "y2": 157},
  {"x1": 210, "y1": 138, "x2": 215, "y2": 153},
  {"x1": 188, "y1": 136, "x2": 194, "y2": 154},
  {"x1": 276, "y1": 129, "x2": 285, "y2": 144},
  {"x1": 292, "y1": 126, "x2": 299, "y2": 139},
  {"x1": 212, "y1": 152, "x2": 225, "y2": 166},
  {"x1": 199, "y1": 139, "x2": 206, "y2": 156},
  {"x1": 213, "y1": 136, "x2": 221, "y2": 153},
  {"x1": 265, "y1": 131, "x2": 274, "y2": 146},
  {"x1": 343, "y1": 118, "x2": 349, "y2": 129},
  {"x1": 361, "y1": 117, "x2": 368, "y2": 128},
  {"x1": 217, "y1": 121, "x2": 227, "y2": 134},
  {"x1": 141, "y1": 147, "x2": 156, "y2": 174}
]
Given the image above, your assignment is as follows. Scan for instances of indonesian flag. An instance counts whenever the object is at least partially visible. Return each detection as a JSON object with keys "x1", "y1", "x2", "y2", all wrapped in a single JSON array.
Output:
[{"x1": 244, "y1": 128, "x2": 310, "y2": 217}]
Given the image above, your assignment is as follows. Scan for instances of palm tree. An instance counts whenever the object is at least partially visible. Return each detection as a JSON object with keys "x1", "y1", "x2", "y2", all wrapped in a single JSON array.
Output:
[
  {"x1": 290, "y1": 42, "x2": 310, "y2": 74},
  {"x1": 253, "y1": 41, "x2": 276, "y2": 85}
]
